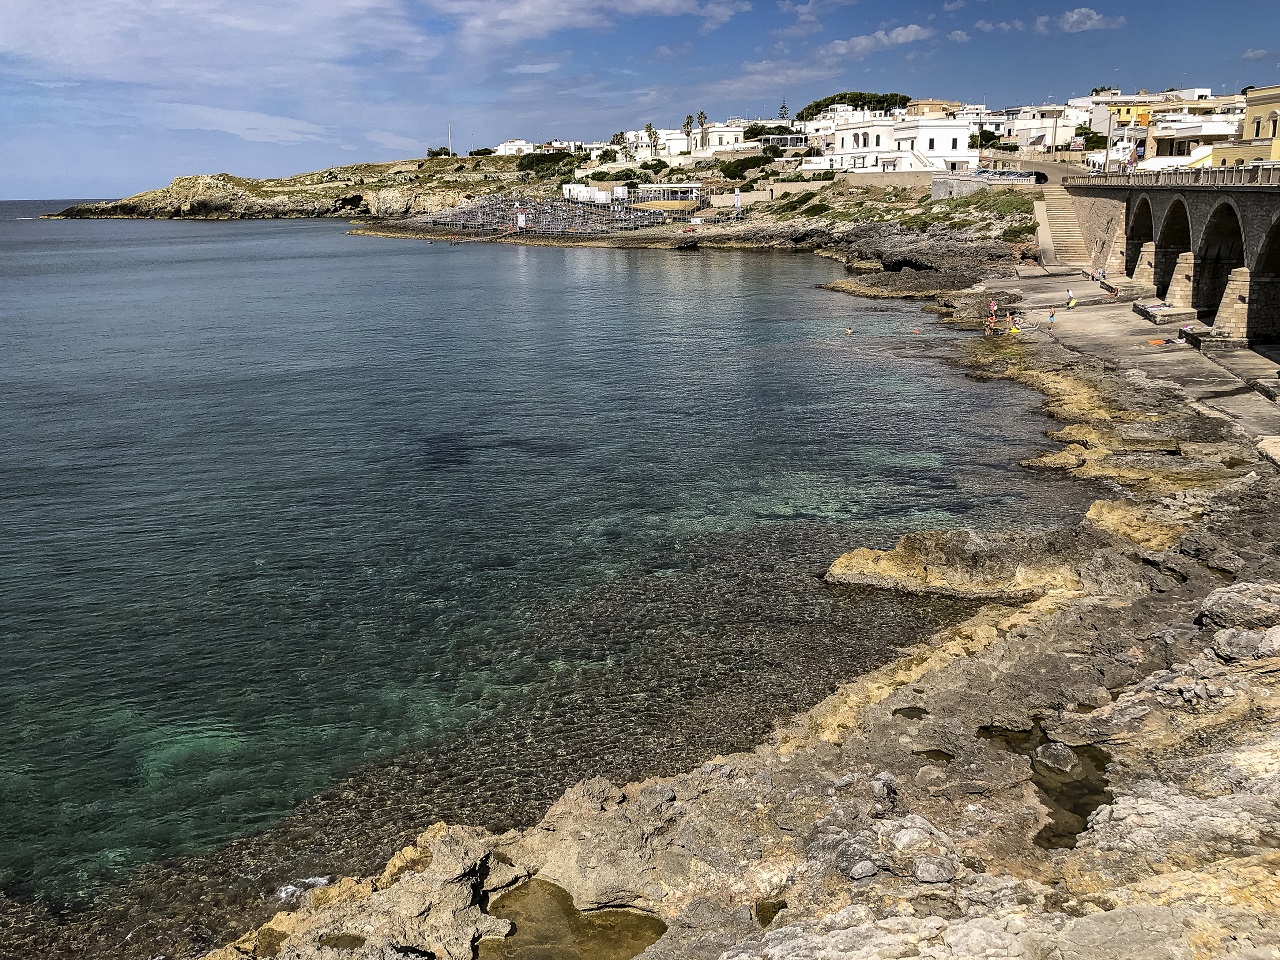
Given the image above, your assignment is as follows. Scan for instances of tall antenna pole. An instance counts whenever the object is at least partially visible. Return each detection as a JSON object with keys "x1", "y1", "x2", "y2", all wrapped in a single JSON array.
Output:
[{"x1": 448, "y1": 123, "x2": 452, "y2": 156}]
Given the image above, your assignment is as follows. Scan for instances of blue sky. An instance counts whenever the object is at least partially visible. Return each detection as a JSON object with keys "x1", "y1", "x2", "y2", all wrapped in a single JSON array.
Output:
[{"x1": 1, "y1": 0, "x2": 1277, "y2": 198}]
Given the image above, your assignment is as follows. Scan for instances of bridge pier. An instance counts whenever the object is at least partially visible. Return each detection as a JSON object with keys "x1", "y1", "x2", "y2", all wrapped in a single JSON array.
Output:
[
  {"x1": 1207, "y1": 267, "x2": 1252, "y2": 346},
  {"x1": 1131, "y1": 241, "x2": 1156, "y2": 285},
  {"x1": 1164, "y1": 252, "x2": 1197, "y2": 311}
]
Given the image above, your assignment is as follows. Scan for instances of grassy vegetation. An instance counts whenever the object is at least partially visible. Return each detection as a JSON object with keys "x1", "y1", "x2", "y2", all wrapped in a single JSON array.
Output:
[{"x1": 756, "y1": 183, "x2": 1039, "y2": 238}]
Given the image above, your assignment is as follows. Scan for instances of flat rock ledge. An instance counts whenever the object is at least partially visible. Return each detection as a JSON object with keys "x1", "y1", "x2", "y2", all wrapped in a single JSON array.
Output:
[{"x1": 205, "y1": 336, "x2": 1280, "y2": 960}]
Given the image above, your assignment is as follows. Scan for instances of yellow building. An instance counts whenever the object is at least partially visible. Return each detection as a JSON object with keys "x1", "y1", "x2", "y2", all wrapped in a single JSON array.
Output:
[
  {"x1": 1205, "y1": 84, "x2": 1280, "y2": 166},
  {"x1": 905, "y1": 99, "x2": 962, "y2": 118}
]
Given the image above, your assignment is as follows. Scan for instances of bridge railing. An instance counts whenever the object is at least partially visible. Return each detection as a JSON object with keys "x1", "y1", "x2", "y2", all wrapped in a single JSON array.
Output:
[{"x1": 1064, "y1": 163, "x2": 1280, "y2": 188}]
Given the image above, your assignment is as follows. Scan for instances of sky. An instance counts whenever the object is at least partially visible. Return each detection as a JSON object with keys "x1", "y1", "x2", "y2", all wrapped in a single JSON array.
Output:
[{"x1": 1, "y1": 0, "x2": 1277, "y2": 198}]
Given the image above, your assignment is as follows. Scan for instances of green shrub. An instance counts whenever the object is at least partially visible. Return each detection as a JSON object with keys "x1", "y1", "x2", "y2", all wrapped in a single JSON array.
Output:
[
  {"x1": 743, "y1": 123, "x2": 794, "y2": 141},
  {"x1": 803, "y1": 203, "x2": 832, "y2": 217},
  {"x1": 468, "y1": 147, "x2": 494, "y2": 157},
  {"x1": 719, "y1": 155, "x2": 773, "y2": 180},
  {"x1": 774, "y1": 190, "x2": 817, "y2": 213},
  {"x1": 590, "y1": 168, "x2": 643, "y2": 182},
  {"x1": 1001, "y1": 222, "x2": 1038, "y2": 242},
  {"x1": 640, "y1": 159, "x2": 669, "y2": 172},
  {"x1": 516, "y1": 151, "x2": 573, "y2": 171}
]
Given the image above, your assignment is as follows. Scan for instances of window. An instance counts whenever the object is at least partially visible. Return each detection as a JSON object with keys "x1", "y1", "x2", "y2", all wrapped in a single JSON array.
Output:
[
  {"x1": 928, "y1": 138, "x2": 935, "y2": 150},
  {"x1": 875, "y1": 134, "x2": 880, "y2": 146},
  {"x1": 717, "y1": 136, "x2": 724, "y2": 145},
  {"x1": 840, "y1": 137, "x2": 845, "y2": 150},
  {"x1": 1272, "y1": 117, "x2": 1279, "y2": 138},
  {"x1": 1255, "y1": 119, "x2": 1262, "y2": 138},
  {"x1": 951, "y1": 138, "x2": 958, "y2": 150}
]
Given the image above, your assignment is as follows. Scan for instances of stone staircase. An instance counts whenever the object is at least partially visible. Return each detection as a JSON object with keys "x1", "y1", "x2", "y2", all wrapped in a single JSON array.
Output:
[{"x1": 1040, "y1": 184, "x2": 1090, "y2": 267}]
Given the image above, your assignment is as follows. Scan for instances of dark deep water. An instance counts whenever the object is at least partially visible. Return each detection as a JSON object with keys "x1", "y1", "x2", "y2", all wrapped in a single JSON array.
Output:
[{"x1": 0, "y1": 200, "x2": 1098, "y2": 957}]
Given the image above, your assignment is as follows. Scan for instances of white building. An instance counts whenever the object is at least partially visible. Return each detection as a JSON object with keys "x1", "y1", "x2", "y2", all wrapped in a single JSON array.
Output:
[
  {"x1": 494, "y1": 139, "x2": 538, "y2": 156},
  {"x1": 1004, "y1": 104, "x2": 1090, "y2": 152},
  {"x1": 799, "y1": 111, "x2": 977, "y2": 173},
  {"x1": 950, "y1": 103, "x2": 1010, "y2": 139},
  {"x1": 692, "y1": 120, "x2": 753, "y2": 155}
]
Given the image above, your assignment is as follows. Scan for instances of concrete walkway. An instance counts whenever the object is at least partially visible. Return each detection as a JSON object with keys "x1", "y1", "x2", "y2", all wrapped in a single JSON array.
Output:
[{"x1": 973, "y1": 273, "x2": 1280, "y2": 450}]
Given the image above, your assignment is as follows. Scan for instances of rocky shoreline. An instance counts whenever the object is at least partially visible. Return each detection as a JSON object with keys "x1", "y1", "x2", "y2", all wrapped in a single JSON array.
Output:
[{"x1": 190, "y1": 306, "x2": 1280, "y2": 959}]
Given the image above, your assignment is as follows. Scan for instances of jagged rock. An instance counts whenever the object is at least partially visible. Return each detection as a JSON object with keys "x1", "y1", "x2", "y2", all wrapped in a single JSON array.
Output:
[
  {"x1": 1210, "y1": 627, "x2": 1280, "y2": 662},
  {"x1": 1034, "y1": 742, "x2": 1081, "y2": 774},
  {"x1": 1201, "y1": 582, "x2": 1280, "y2": 630}
]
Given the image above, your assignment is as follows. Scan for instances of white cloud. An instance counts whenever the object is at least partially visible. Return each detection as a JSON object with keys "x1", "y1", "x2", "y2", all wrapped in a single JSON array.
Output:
[
  {"x1": 948, "y1": 29, "x2": 969, "y2": 41},
  {"x1": 942, "y1": 0, "x2": 965, "y2": 10},
  {"x1": 506, "y1": 62, "x2": 560, "y2": 73},
  {"x1": 365, "y1": 130, "x2": 425, "y2": 152},
  {"x1": 974, "y1": 18, "x2": 994, "y2": 30},
  {"x1": 427, "y1": 0, "x2": 751, "y2": 47},
  {"x1": 152, "y1": 103, "x2": 330, "y2": 143},
  {"x1": 1243, "y1": 48, "x2": 1269, "y2": 60},
  {"x1": 774, "y1": 0, "x2": 859, "y2": 38},
  {"x1": 1036, "y1": 7, "x2": 1125, "y2": 34},
  {"x1": 703, "y1": 56, "x2": 840, "y2": 97},
  {"x1": 820, "y1": 23, "x2": 935, "y2": 59}
]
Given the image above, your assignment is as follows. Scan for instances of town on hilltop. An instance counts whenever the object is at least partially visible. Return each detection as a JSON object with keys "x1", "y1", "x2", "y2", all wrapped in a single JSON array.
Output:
[{"x1": 474, "y1": 82, "x2": 1278, "y2": 201}]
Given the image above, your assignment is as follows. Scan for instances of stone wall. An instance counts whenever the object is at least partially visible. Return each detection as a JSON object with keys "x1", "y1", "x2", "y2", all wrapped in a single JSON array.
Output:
[
  {"x1": 931, "y1": 175, "x2": 1039, "y2": 200},
  {"x1": 1062, "y1": 188, "x2": 1127, "y2": 271},
  {"x1": 1249, "y1": 276, "x2": 1280, "y2": 340}
]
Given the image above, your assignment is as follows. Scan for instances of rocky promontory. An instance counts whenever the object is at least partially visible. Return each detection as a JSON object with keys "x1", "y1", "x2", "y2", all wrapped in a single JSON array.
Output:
[
  {"x1": 191, "y1": 332, "x2": 1280, "y2": 960},
  {"x1": 49, "y1": 156, "x2": 545, "y2": 220}
]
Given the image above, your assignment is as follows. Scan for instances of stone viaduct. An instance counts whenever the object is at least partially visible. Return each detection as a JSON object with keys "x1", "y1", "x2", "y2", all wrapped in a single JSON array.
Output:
[{"x1": 1062, "y1": 166, "x2": 1280, "y2": 344}]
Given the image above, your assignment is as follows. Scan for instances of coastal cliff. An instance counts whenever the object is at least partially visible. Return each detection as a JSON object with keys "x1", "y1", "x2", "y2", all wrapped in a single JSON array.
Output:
[
  {"x1": 49, "y1": 156, "x2": 545, "y2": 220},
  {"x1": 193, "y1": 334, "x2": 1280, "y2": 960}
]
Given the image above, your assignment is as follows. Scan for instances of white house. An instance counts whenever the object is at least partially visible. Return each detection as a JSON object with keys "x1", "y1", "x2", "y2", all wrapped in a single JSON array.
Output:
[
  {"x1": 950, "y1": 103, "x2": 1010, "y2": 139},
  {"x1": 495, "y1": 139, "x2": 538, "y2": 156},
  {"x1": 1005, "y1": 104, "x2": 1089, "y2": 152},
  {"x1": 799, "y1": 111, "x2": 977, "y2": 173}
]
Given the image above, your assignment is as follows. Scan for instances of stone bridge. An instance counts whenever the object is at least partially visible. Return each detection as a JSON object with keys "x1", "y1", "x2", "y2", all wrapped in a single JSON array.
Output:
[{"x1": 1063, "y1": 166, "x2": 1280, "y2": 344}]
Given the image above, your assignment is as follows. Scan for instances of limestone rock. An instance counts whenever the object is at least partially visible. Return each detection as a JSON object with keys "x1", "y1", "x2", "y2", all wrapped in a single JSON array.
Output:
[{"x1": 1201, "y1": 582, "x2": 1280, "y2": 630}]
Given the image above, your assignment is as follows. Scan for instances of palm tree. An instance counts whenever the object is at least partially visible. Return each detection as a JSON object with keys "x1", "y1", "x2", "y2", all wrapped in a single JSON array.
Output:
[
  {"x1": 696, "y1": 110, "x2": 708, "y2": 150},
  {"x1": 683, "y1": 114, "x2": 694, "y2": 137},
  {"x1": 645, "y1": 122, "x2": 660, "y2": 156}
]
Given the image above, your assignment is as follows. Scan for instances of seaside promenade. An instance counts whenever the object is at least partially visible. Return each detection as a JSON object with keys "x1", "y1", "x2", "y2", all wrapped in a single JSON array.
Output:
[{"x1": 993, "y1": 271, "x2": 1280, "y2": 449}]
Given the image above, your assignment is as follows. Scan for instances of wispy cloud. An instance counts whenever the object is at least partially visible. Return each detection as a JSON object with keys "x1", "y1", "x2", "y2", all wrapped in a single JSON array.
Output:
[
  {"x1": 774, "y1": 0, "x2": 858, "y2": 37},
  {"x1": 506, "y1": 62, "x2": 560, "y2": 74},
  {"x1": 652, "y1": 42, "x2": 694, "y2": 59},
  {"x1": 1242, "y1": 48, "x2": 1270, "y2": 60},
  {"x1": 974, "y1": 17, "x2": 1024, "y2": 32},
  {"x1": 152, "y1": 103, "x2": 330, "y2": 144},
  {"x1": 365, "y1": 130, "x2": 425, "y2": 153},
  {"x1": 1035, "y1": 7, "x2": 1125, "y2": 34},
  {"x1": 948, "y1": 29, "x2": 969, "y2": 42},
  {"x1": 942, "y1": 0, "x2": 965, "y2": 11}
]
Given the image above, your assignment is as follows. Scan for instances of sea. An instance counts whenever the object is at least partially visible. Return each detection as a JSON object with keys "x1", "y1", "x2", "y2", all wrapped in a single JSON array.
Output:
[{"x1": 0, "y1": 198, "x2": 1099, "y2": 957}]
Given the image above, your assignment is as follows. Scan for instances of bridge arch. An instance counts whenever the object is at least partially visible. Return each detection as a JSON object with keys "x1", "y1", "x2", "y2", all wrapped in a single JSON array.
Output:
[
  {"x1": 1193, "y1": 200, "x2": 1247, "y2": 317},
  {"x1": 1249, "y1": 214, "x2": 1280, "y2": 343},
  {"x1": 1154, "y1": 198, "x2": 1192, "y2": 298},
  {"x1": 1126, "y1": 195, "x2": 1154, "y2": 278}
]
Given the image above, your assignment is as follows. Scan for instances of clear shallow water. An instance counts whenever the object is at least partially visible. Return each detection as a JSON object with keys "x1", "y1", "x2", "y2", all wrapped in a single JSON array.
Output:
[{"x1": 0, "y1": 200, "x2": 1097, "y2": 957}]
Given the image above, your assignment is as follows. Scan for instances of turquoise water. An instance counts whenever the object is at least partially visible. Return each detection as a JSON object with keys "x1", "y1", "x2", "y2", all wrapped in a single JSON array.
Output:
[{"x1": 0, "y1": 201, "x2": 1096, "y2": 957}]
